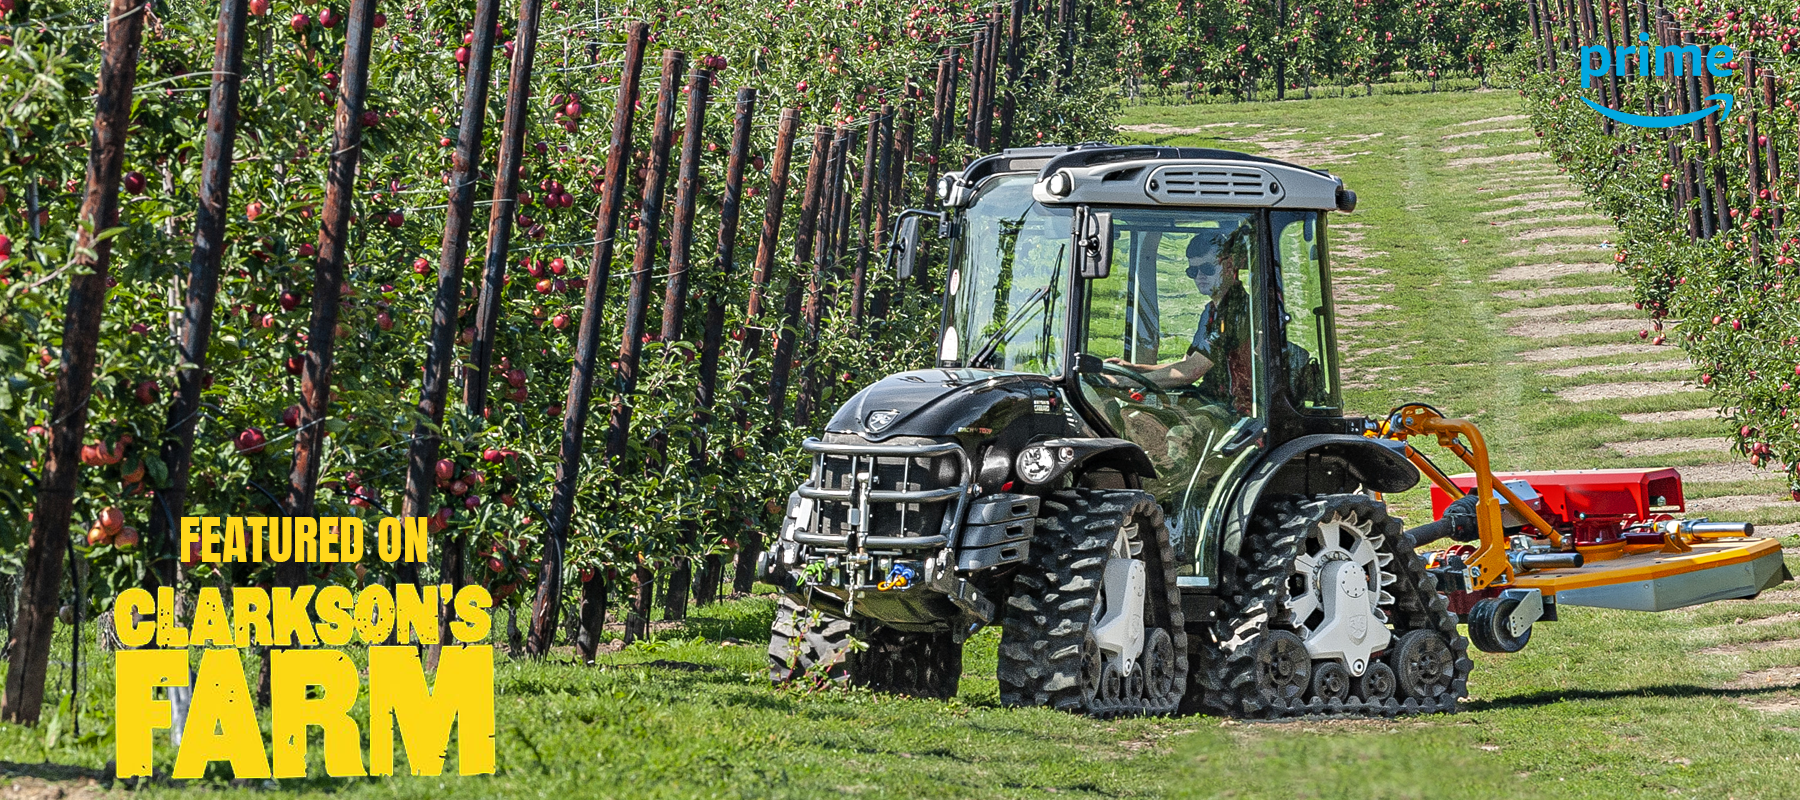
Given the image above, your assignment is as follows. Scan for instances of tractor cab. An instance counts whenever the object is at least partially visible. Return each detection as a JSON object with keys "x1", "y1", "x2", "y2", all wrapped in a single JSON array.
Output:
[{"x1": 896, "y1": 144, "x2": 1369, "y2": 583}]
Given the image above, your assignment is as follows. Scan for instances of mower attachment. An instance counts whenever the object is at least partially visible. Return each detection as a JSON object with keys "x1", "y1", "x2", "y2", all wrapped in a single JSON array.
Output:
[{"x1": 1376, "y1": 404, "x2": 1792, "y2": 652}]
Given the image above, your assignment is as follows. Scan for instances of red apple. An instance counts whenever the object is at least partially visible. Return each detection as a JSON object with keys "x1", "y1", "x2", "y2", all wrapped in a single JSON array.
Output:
[
  {"x1": 134, "y1": 379, "x2": 157, "y2": 405},
  {"x1": 377, "y1": 311, "x2": 393, "y2": 331},
  {"x1": 384, "y1": 209, "x2": 404, "y2": 228},
  {"x1": 114, "y1": 526, "x2": 141, "y2": 548},
  {"x1": 123, "y1": 171, "x2": 146, "y2": 195},
  {"x1": 499, "y1": 494, "x2": 516, "y2": 508},
  {"x1": 552, "y1": 313, "x2": 569, "y2": 329},
  {"x1": 413, "y1": 257, "x2": 431, "y2": 274},
  {"x1": 360, "y1": 110, "x2": 379, "y2": 128},
  {"x1": 454, "y1": 46, "x2": 470, "y2": 65},
  {"x1": 289, "y1": 12, "x2": 308, "y2": 31},
  {"x1": 318, "y1": 7, "x2": 338, "y2": 26},
  {"x1": 279, "y1": 290, "x2": 301, "y2": 311},
  {"x1": 248, "y1": 0, "x2": 268, "y2": 15},
  {"x1": 281, "y1": 404, "x2": 303, "y2": 428},
  {"x1": 87, "y1": 523, "x2": 112, "y2": 547},
  {"x1": 285, "y1": 356, "x2": 304, "y2": 376},
  {"x1": 372, "y1": 11, "x2": 385, "y2": 27},
  {"x1": 246, "y1": 200, "x2": 264, "y2": 220},
  {"x1": 435, "y1": 458, "x2": 457, "y2": 481},
  {"x1": 98, "y1": 506, "x2": 125, "y2": 534},
  {"x1": 0, "y1": 234, "x2": 11, "y2": 261},
  {"x1": 235, "y1": 428, "x2": 267, "y2": 454},
  {"x1": 463, "y1": 495, "x2": 480, "y2": 510}
]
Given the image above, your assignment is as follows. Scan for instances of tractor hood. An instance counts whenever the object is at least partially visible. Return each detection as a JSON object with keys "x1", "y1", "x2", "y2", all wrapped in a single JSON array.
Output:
[{"x1": 826, "y1": 368, "x2": 1060, "y2": 441}]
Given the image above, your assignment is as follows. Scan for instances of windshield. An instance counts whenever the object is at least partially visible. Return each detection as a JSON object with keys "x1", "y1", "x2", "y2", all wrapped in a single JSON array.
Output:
[{"x1": 940, "y1": 173, "x2": 1072, "y2": 375}]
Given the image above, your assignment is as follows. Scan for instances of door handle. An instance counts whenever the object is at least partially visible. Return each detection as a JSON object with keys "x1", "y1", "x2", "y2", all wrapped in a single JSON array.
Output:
[{"x1": 1219, "y1": 419, "x2": 1266, "y2": 455}]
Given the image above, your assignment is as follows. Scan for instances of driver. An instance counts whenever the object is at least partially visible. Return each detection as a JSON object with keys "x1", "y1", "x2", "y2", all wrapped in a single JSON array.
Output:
[{"x1": 1107, "y1": 227, "x2": 1254, "y2": 416}]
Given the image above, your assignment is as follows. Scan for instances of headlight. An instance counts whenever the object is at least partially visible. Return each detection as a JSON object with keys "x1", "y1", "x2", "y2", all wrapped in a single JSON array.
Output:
[
  {"x1": 1046, "y1": 170, "x2": 1073, "y2": 197},
  {"x1": 936, "y1": 174, "x2": 956, "y2": 203},
  {"x1": 1016, "y1": 445, "x2": 1057, "y2": 484}
]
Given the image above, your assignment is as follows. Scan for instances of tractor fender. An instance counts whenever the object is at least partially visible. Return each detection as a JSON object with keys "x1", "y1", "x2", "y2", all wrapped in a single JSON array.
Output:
[
  {"x1": 1218, "y1": 434, "x2": 1420, "y2": 559},
  {"x1": 1023, "y1": 437, "x2": 1158, "y2": 487}
]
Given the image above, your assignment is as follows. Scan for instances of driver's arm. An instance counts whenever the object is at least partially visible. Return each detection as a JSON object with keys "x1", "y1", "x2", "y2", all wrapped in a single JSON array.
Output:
[
  {"x1": 1140, "y1": 350, "x2": 1214, "y2": 389},
  {"x1": 1107, "y1": 351, "x2": 1215, "y2": 389}
]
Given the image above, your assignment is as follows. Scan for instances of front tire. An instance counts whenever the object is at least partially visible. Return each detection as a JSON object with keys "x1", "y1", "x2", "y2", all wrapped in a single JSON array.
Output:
[
  {"x1": 768, "y1": 596, "x2": 963, "y2": 698},
  {"x1": 997, "y1": 488, "x2": 1188, "y2": 716}
]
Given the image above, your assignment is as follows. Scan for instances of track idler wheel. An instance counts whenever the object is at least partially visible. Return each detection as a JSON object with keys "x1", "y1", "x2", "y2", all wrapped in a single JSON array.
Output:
[
  {"x1": 1356, "y1": 661, "x2": 1397, "y2": 703},
  {"x1": 1390, "y1": 629, "x2": 1457, "y2": 700},
  {"x1": 1310, "y1": 661, "x2": 1352, "y2": 703},
  {"x1": 1249, "y1": 630, "x2": 1312, "y2": 709}
]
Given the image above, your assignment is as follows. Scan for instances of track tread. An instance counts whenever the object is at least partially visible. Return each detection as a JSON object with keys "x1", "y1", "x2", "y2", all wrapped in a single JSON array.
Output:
[
  {"x1": 1200, "y1": 494, "x2": 1473, "y2": 719},
  {"x1": 996, "y1": 488, "x2": 1188, "y2": 717}
]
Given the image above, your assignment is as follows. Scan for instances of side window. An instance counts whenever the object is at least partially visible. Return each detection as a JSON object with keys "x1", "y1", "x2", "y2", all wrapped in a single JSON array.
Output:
[{"x1": 1272, "y1": 211, "x2": 1338, "y2": 413}]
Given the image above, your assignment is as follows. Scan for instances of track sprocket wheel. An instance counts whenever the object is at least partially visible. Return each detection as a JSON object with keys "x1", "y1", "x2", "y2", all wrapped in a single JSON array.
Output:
[
  {"x1": 997, "y1": 488, "x2": 1188, "y2": 717},
  {"x1": 1202, "y1": 494, "x2": 1473, "y2": 718}
]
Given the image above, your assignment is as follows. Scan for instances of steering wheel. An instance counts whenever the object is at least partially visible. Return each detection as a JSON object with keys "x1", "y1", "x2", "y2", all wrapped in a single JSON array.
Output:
[{"x1": 1099, "y1": 361, "x2": 1166, "y2": 394}]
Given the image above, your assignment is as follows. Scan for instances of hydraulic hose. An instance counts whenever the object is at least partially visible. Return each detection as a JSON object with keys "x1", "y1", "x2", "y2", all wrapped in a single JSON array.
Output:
[{"x1": 1404, "y1": 492, "x2": 1481, "y2": 549}]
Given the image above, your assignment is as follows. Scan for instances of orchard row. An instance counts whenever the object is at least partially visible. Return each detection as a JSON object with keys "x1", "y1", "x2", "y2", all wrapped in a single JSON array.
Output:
[{"x1": 1519, "y1": 0, "x2": 1800, "y2": 491}]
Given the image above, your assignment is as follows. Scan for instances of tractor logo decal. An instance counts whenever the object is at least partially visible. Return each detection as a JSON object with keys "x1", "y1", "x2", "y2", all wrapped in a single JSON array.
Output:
[
  {"x1": 1577, "y1": 38, "x2": 1736, "y2": 129},
  {"x1": 865, "y1": 409, "x2": 900, "y2": 431}
]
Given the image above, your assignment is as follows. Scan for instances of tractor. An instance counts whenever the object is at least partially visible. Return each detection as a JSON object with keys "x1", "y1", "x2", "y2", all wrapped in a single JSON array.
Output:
[{"x1": 758, "y1": 143, "x2": 1790, "y2": 718}]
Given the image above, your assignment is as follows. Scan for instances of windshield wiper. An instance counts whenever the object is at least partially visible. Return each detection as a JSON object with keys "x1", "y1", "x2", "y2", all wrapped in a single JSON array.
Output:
[{"x1": 968, "y1": 273, "x2": 1060, "y2": 369}]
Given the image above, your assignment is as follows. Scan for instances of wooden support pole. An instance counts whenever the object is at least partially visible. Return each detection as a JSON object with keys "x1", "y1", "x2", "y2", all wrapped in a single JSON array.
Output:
[
  {"x1": 411, "y1": 0, "x2": 504, "y2": 665},
  {"x1": 767, "y1": 126, "x2": 831, "y2": 424},
  {"x1": 2, "y1": 0, "x2": 148, "y2": 726},
  {"x1": 277, "y1": 0, "x2": 381, "y2": 590},
  {"x1": 743, "y1": 109, "x2": 802, "y2": 361},
  {"x1": 147, "y1": 0, "x2": 249, "y2": 590},
  {"x1": 1000, "y1": 0, "x2": 1024, "y2": 147},
  {"x1": 605, "y1": 50, "x2": 685, "y2": 462},
  {"x1": 698, "y1": 88, "x2": 756, "y2": 606},
  {"x1": 532, "y1": 20, "x2": 651, "y2": 658},
  {"x1": 928, "y1": 55, "x2": 956, "y2": 196},
  {"x1": 852, "y1": 110, "x2": 880, "y2": 327},
  {"x1": 466, "y1": 0, "x2": 545, "y2": 417},
  {"x1": 658, "y1": 65, "x2": 713, "y2": 623}
]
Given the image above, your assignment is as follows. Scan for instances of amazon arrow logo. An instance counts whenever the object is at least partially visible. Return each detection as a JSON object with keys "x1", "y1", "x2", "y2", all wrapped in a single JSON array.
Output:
[
  {"x1": 1577, "y1": 38, "x2": 1738, "y2": 128},
  {"x1": 1582, "y1": 93, "x2": 1735, "y2": 129}
]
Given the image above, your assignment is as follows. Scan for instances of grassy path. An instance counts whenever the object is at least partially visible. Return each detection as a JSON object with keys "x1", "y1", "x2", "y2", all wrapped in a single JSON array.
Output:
[{"x1": 9, "y1": 89, "x2": 1800, "y2": 800}]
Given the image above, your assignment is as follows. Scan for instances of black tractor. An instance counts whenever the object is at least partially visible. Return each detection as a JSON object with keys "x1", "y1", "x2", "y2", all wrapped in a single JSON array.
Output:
[{"x1": 759, "y1": 143, "x2": 1470, "y2": 718}]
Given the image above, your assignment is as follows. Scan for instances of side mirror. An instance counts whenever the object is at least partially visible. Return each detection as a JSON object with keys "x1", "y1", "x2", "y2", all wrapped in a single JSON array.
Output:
[
  {"x1": 1073, "y1": 208, "x2": 1112, "y2": 279},
  {"x1": 889, "y1": 210, "x2": 941, "y2": 280},
  {"x1": 893, "y1": 215, "x2": 921, "y2": 280}
]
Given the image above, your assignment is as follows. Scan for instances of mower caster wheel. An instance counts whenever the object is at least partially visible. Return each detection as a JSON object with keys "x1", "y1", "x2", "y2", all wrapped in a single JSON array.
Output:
[{"x1": 1469, "y1": 594, "x2": 1534, "y2": 653}]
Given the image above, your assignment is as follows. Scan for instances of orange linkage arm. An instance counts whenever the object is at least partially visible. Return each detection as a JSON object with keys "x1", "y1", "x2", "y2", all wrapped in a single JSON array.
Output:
[{"x1": 1376, "y1": 404, "x2": 1540, "y2": 592}]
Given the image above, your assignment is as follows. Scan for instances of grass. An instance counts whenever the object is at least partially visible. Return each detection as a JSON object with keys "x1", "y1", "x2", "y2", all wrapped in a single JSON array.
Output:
[{"x1": 10, "y1": 88, "x2": 1800, "y2": 799}]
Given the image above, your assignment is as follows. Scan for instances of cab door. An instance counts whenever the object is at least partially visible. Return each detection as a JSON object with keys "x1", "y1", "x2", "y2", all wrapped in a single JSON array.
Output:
[{"x1": 1070, "y1": 208, "x2": 1269, "y2": 582}]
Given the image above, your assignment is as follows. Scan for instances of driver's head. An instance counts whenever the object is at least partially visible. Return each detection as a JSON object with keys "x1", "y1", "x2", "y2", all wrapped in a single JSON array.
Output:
[{"x1": 1187, "y1": 228, "x2": 1246, "y2": 298}]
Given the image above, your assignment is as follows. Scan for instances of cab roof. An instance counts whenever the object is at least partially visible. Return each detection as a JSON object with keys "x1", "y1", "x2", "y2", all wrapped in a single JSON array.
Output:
[{"x1": 956, "y1": 143, "x2": 1354, "y2": 213}]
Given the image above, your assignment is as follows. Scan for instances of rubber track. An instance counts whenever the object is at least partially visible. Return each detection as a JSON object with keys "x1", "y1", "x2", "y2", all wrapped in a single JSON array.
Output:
[
  {"x1": 1203, "y1": 494, "x2": 1473, "y2": 719},
  {"x1": 996, "y1": 488, "x2": 1188, "y2": 717}
]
